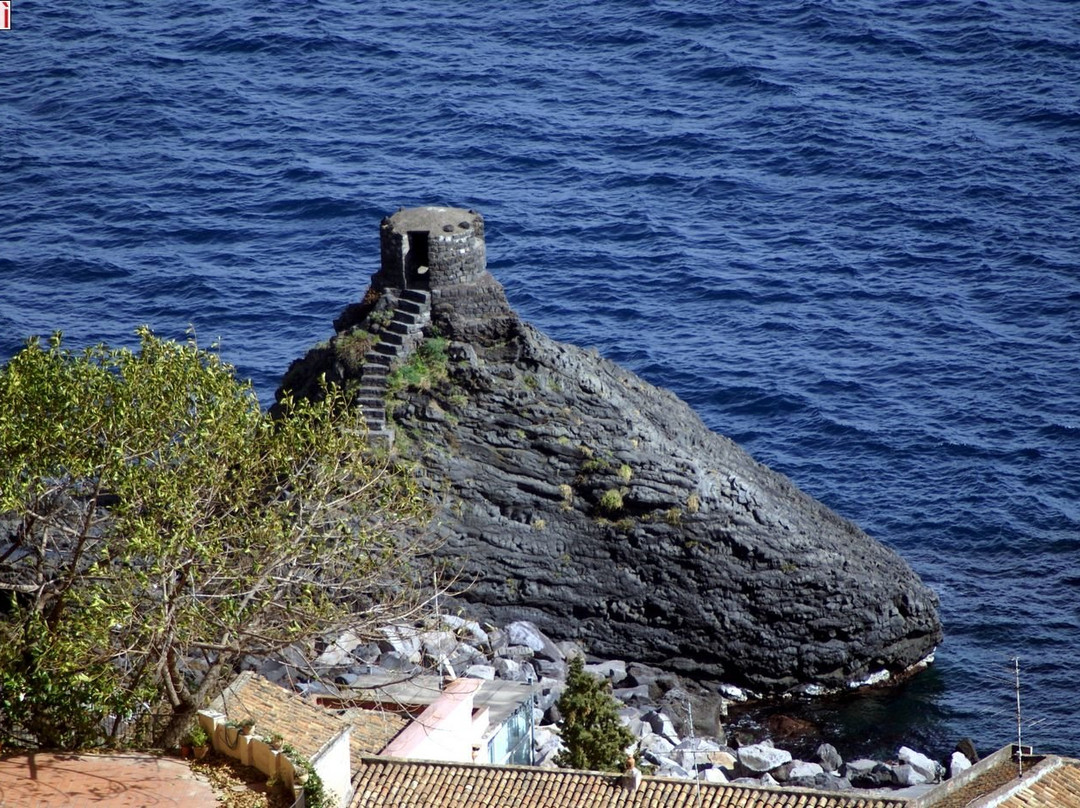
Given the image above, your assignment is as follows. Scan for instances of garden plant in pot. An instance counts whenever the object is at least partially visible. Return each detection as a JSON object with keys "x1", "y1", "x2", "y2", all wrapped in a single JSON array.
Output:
[{"x1": 188, "y1": 725, "x2": 210, "y2": 760}]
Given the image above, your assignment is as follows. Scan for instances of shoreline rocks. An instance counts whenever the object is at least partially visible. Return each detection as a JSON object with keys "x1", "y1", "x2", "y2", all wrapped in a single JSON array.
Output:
[{"x1": 247, "y1": 618, "x2": 959, "y2": 797}]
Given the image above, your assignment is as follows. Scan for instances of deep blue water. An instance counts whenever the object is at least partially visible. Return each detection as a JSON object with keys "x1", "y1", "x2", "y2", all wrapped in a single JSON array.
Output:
[{"x1": 3, "y1": 0, "x2": 1079, "y2": 761}]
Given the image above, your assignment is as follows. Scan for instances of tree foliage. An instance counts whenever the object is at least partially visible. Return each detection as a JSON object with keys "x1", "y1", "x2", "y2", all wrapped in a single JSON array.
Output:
[
  {"x1": 555, "y1": 656, "x2": 636, "y2": 772},
  {"x1": 0, "y1": 329, "x2": 434, "y2": 749}
]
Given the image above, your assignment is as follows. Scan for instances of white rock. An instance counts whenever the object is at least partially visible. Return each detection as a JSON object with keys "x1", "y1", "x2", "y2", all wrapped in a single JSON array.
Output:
[
  {"x1": 420, "y1": 630, "x2": 458, "y2": 661},
  {"x1": 719, "y1": 684, "x2": 749, "y2": 702},
  {"x1": 505, "y1": 621, "x2": 563, "y2": 661},
  {"x1": 899, "y1": 746, "x2": 944, "y2": 783},
  {"x1": 279, "y1": 644, "x2": 309, "y2": 668},
  {"x1": 656, "y1": 760, "x2": 692, "y2": 779},
  {"x1": 950, "y1": 751, "x2": 973, "y2": 779},
  {"x1": 738, "y1": 741, "x2": 792, "y2": 773},
  {"x1": 493, "y1": 657, "x2": 528, "y2": 681},
  {"x1": 642, "y1": 710, "x2": 680, "y2": 744},
  {"x1": 845, "y1": 758, "x2": 880, "y2": 776},
  {"x1": 536, "y1": 677, "x2": 562, "y2": 709},
  {"x1": 895, "y1": 764, "x2": 927, "y2": 787},
  {"x1": 817, "y1": 742, "x2": 843, "y2": 773},
  {"x1": 613, "y1": 684, "x2": 651, "y2": 702},
  {"x1": 709, "y1": 750, "x2": 737, "y2": 770},
  {"x1": 449, "y1": 643, "x2": 486, "y2": 669},
  {"x1": 533, "y1": 726, "x2": 558, "y2": 749},
  {"x1": 555, "y1": 640, "x2": 584, "y2": 660},
  {"x1": 702, "y1": 768, "x2": 729, "y2": 784},
  {"x1": 256, "y1": 660, "x2": 290, "y2": 684},
  {"x1": 465, "y1": 664, "x2": 496, "y2": 680},
  {"x1": 534, "y1": 731, "x2": 564, "y2": 767},
  {"x1": 672, "y1": 738, "x2": 721, "y2": 771},
  {"x1": 378, "y1": 625, "x2": 421, "y2": 660},
  {"x1": 618, "y1": 707, "x2": 646, "y2": 738},
  {"x1": 674, "y1": 737, "x2": 721, "y2": 753},
  {"x1": 439, "y1": 614, "x2": 489, "y2": 647},
  {"x1": 378, "y1": 650, "x2": 419, "y2": 672},
  {"x1": 297, "y1": 680, "x2": 337, "y2": 697},
  {"x1": 789, "y1": 761, "x2": 824, "y2": 779},
  {"x1": 315, "y1": 630, "x2": 364, "y2": 667},
  {"x1": 585, "y1": 660, "x2": 627, "y2": 683},
  {"x1": 639, "y1": 733, "x2": 675, "y2": 758}
]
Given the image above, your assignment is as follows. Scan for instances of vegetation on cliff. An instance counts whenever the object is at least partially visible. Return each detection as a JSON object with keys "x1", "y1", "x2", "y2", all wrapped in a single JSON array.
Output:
[{"x1": 0, "y1": 329, "x2": 434, "y2": 750}]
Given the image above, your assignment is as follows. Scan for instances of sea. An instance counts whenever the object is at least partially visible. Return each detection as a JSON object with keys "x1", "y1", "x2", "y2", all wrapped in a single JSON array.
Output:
[{"x1": 2, "y1": 0, "x2": 1078, "y2": 763}]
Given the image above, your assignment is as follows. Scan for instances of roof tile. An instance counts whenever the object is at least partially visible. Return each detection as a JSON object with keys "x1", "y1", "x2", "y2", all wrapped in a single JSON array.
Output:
[
  {"x1": 210, "y1": 671, "x2": 348, "y2": 761},
  {"x1": 992, "y1": 758, "x2": 1080, "y2": 807},
  {"x1": 350, "y1": 758, "x2": 910, "y2": 808}
]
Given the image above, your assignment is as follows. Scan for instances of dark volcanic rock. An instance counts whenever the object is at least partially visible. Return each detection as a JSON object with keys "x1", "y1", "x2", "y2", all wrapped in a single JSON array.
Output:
[{"x1": 276, "y1": 206, "x2": 942, "y2": 695}]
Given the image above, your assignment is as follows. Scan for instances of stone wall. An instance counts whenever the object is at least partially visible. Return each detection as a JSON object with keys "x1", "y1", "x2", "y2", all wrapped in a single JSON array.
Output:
[{"x1": 377, "y1": 206, "x2": 485, "y2": 291}]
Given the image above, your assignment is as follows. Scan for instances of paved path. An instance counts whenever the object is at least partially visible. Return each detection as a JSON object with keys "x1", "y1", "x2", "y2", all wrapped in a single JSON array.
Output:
[{"x1": 0, "y1": 752, "x2": 218, "y2": 807}]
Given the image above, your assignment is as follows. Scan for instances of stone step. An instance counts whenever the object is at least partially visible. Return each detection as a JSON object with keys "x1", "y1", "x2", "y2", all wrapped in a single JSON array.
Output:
[
  {"x1": 386, "y1": 320, "x2": 414, "y2": 336},
  {"x1": 392, "y1": 309, "x2": 420, "y2": 325},
  {"x1": 401, "y1": 289, "x2": 430, "y2": 305},
  {"x1": 379, "y1": 331, "x2": 405, "y2": 347},
  {"x1": 355, "y1": 397, "x2": 383, "y2": 410},
  {"x1": 397, "y1": 299, "x2": 426, "y2": 316},
  {"x1": 365, "y1": 427, "x2": 395, "y2": 448},
  {"x1": 372, "y1": 342, "x2": 399, "y2": 358},
  {"x1": 364, "y1": 352, "x2": 393, "y2": 367}
]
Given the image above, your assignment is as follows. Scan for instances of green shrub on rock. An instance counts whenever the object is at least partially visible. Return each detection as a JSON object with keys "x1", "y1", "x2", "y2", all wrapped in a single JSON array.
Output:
[
  {"x1": 555, "y1": 656, "x2": 636, "y2": 772},
  {"x1": 599, "y1": 488, "x2": 624, "y2": 514}
]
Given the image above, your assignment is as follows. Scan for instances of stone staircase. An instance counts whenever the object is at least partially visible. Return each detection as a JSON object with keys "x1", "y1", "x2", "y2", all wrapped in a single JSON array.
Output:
[{"x1": 355, "y1": 289, "x2": 431, "y2": 439}]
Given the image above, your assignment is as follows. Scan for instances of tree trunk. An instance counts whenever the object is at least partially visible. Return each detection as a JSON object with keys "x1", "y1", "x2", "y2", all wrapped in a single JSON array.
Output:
[{"x1": 157, "y1": 705, "x2": 197, "y2": 751}]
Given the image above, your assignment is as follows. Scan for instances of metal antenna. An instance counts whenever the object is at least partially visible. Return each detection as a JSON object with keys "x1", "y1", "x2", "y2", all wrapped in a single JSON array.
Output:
[
  {"x1": 687, "y1": 698, "x2": 703, "y2": 808},
  {"x1": 1013, "y1": 657, "x2": 1023, "y2": 777},
  {"x1": 433, "y1": 570, "x2": 440, "y2": 624},
  {"x1": 434, "y1": 571, "x2": 444, "y2": 690}
]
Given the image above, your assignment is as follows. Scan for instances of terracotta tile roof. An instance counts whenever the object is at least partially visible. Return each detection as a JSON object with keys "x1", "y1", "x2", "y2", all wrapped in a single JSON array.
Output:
[
  {"x1": 989, "y1": 757, "x2": 1080, "y2": 808},
  {"x1": 211, "y1": 671, "x2": 349, "y2": 761},
  {"x1": 349, "y1": 757, "x2": 911, "y2": 808},
  {"x1": 918, "y1": 757, "x2": 1026, "y2": 808},
  {"x1": 339, "y1": 707, "x2": 410, "y2": 772}
]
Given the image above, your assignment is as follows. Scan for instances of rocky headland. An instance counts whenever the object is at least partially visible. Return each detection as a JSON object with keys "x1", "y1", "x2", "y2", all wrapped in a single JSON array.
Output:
[{"x1": 276, "y1": 206, "x2": 942, "y2": 699}]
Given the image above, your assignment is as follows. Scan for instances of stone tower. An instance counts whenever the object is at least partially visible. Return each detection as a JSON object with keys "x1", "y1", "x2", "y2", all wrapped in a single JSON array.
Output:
[{"x1": 376, "y1": 206, "x2": 486, "y2": 291}]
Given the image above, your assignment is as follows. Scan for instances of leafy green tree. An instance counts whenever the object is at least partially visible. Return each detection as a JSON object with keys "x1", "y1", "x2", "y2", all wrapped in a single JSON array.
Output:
[
  {"x1": 555, "y1": 655, "x2": 636, "y2": 772},
  {"x1": 0, "y1": 329, "x2": 434, "y2": 749}
]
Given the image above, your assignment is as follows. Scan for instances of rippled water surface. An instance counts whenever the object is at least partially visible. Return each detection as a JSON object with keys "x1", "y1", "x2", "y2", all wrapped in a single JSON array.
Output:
[{"x1": 3, "y1": 0, "x2": 1079, "y2": 759}]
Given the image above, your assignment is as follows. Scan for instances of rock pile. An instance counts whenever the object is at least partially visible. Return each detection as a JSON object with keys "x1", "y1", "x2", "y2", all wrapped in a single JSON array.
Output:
[{"x1": 249, "y1": 618, "x2": 963, "y2": 795}]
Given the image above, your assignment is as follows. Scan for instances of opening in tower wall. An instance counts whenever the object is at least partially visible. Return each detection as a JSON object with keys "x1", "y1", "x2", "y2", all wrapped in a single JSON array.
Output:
[{"x1": 406, "y1": 231, "x2": 430, "y2": 289}]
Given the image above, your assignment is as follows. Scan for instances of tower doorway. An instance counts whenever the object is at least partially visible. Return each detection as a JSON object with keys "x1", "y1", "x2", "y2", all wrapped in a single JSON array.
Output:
[{"x1": 405, "y1": 231, "x2": 430, "y2": 289}]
